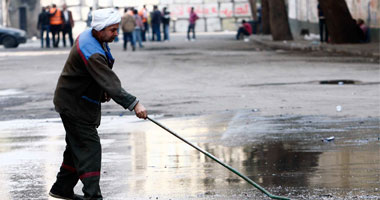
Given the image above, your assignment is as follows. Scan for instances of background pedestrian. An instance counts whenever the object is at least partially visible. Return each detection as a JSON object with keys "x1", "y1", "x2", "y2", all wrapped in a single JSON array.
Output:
[
  {"x1": 86, "y1": 7, "x2": 93, "y2": 27},
  {"x1": 139, "y1": 5, "x2": 149, "y2": 42},
  {"x1": 37, "y1": 6, "x2": 50, "y2": 48},
  {"x1": 187, "y1": 7, "x2": 199, "y2": 41},
  {"x1": 151, "y1": 5, "x2": 161, "y2": 41},
  {"x1": 49, "y1": 4, "x2": 63, "y2": 48},
  {"x1": 133, "y1": 9, "x2": 144, "y2": 49},
  {"x1": 61, "y1": 4, "x2": 74, "y2": 47},
  {"x1": 121, "y1": 8, "x2": 136, "y2": 51},
  {"x1": 162, "y1": 7, "x2": 170, "y2": 41},
  {"x1": 318, "y1": 3, "x2": 328, "y2": 43}
]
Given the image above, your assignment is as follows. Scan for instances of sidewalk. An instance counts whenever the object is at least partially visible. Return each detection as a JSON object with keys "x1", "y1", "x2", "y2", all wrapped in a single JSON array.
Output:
[{"x1": 251, "y1": 35, "x2": 380, "y2": 60}]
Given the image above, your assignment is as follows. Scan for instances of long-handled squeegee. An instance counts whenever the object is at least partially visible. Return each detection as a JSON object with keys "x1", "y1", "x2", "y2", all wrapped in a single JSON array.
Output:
[{"x1": 147, "y1": 116, "x2": 290, "y2": 200}]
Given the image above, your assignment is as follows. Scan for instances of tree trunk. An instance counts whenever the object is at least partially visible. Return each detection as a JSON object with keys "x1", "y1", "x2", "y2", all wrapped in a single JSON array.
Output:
[
  {"x1": 261, "y1": 0, "x2": 271, "y2": 34},
  {"x1": 267, "y1": 0, "x2": 293, "y2": 41},
  {"x1": 248, "y1": 0, "x2": 257, "y2": 21},
  {"x1": 318, "y1": 0, "x2": 363, "y2": 43}
]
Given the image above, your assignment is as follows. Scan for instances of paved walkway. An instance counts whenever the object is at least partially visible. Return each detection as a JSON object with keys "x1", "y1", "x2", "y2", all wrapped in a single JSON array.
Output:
[{"x1": 251, "y1": 35, "x2": 380, "y2": 61}]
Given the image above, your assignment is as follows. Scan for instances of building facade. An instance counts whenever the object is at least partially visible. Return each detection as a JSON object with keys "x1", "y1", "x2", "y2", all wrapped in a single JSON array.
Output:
[
  {"x1": 288, "y1": 0, "x2": 380, "y2": 41},
  {"x1": 1, "y1": 0, "x2": 378, "y2": 41},
  {"x1": 1, "y1": 0, "x2": 252, "y2": 38}
]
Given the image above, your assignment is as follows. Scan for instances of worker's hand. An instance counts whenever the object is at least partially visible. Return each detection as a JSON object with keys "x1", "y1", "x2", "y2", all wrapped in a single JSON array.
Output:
[
  {"x1": 134, "y1": 102, "x2": 147, "y2": 119},
  {"x1": 101, "y1": 92, "x2": 111, "y2": 103}
]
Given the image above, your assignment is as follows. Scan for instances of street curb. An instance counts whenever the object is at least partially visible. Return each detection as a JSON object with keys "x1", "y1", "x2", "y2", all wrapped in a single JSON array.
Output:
[{"x1": 251, "y1": 37, "x2": 380, "y2": 60}]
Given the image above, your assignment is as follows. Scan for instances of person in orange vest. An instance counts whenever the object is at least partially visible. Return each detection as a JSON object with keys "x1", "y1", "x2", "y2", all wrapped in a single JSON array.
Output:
[
  {"x1": 139, "y1": 5, "x2": 148, "y2": 41},
  {"x1": 49, "y1": 4, "x2": 64, "y2": 48}
]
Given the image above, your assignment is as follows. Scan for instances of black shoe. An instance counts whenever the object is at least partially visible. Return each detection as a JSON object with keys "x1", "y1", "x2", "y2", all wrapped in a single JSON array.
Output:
[{"x1": 49, "y1": 189, "x2": 84, "y2": 200}]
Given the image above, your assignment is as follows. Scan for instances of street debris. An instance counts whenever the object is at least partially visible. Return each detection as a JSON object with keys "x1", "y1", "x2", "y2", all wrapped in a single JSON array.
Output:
[{"x1": 322, "y1": 136, "x2": 335, "y2": 142}]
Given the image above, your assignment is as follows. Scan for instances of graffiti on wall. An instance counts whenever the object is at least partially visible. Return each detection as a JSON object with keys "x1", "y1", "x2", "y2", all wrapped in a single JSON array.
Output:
[{"x1": 170, "y1": 3, "x2": 250, "y2": 19}]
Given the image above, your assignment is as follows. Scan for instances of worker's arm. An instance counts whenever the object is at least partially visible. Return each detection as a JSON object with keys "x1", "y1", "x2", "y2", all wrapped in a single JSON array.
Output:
[{"x1": 86, "y1": 54, "x2": 147, "y2": 118}]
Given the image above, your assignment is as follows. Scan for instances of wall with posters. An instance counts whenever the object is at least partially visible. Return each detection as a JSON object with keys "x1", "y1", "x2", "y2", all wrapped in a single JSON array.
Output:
[
  {"x1": 165, "y1": 0, "x2": 252, "y2": 32},
  {"x1": 2, "y1": 0, "x2": 252, "y2": 38},
  {"x1": 39, "y1": 0, "x2": 253, "y2": 36}
]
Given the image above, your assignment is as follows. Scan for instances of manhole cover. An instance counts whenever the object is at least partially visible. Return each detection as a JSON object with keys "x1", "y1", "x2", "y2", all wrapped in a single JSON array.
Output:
[{"x1": 319, "y1": 80, "x2": 359, "y2": 85}]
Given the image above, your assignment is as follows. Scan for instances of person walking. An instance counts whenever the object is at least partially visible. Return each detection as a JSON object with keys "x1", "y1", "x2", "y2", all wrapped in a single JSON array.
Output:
[
  {"x1": 133, "y1": 9, "x2": 144, "y2": 49},
  {"x1": 317, "y1": 3, "x2": 328, "y2": 43},
  {"x1": 151, "y1": 5, "x2": 161, "y2": 41},
  {"x1": 139, "y1": 5, "x2": 149, "y2": 42},
  {"x1": 49, "y1": 8, "x2": 147, "y2": 200},
  {"x1": 49, "y1": 4, "x2": 64, "y2": 48},
  {"x1": 187, "y1": 7, "x2": 199, "y2": 41},
  {"x1": 162, "y1": 7, "x2": 170, "y2": 41},
  {"x1": 61, "y1": 4, "x2": 74, "y2": 47},
  {"x1": 37, "y1": 6, "x2": 50, "y2": 48},
  {"x1": 121, "y1": 8, "x2": 136, "y2": 51},
  {"x1": 86, "y1": 7, "x2": 93, "y2": 27}
]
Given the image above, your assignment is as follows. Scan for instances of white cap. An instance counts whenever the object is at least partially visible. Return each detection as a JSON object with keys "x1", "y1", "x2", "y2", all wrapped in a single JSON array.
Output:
[{"x1": 91, "y1": 8, "x2": 121, "y2": 31}]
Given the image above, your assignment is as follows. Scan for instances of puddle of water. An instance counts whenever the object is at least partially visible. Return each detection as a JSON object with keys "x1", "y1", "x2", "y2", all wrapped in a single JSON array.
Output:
[{"x1": 0, "y1": 112, "x2": 379, "y2": 199}]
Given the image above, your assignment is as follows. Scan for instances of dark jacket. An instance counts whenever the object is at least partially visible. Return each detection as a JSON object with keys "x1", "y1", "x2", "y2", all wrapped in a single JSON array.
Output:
[
  {"x1": 162, "y1": 10, "x2": 170, "y2": 25},
  {"x1": 62, "y1": 10, "x2": 75, "y2": 28},
  {"x1": 37, "y1": 11, "x2": 50, "y2": 29},
  {"x1": 151, "y1": 10, "x2": 162, "y2": 25},
  {"x1": 54, "y1": 29, "x2": 138, "y2": 126}
]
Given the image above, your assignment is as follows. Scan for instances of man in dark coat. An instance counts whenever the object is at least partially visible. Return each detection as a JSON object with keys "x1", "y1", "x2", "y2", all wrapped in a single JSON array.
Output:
[
  {"x1": 37, "y1": 6, "x2": 50, "y2": 48},
  {"x1": 49, "y1": 8, "x2": 147, "y2": 200},
  {"x1": 61, "y1": 4, "x2": 75, "y2": 47},
  {"x1": 162, "y1": 7, "x2": 170, "y2": 41},
  {"x1": 151, "y1": 5, "x2": 161, "y2": 41}
]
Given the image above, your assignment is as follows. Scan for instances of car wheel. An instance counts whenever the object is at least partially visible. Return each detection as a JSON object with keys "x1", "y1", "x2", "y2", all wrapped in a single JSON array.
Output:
[{"x1": 3, "y1": 36, "x2": 18, "y2": 48}]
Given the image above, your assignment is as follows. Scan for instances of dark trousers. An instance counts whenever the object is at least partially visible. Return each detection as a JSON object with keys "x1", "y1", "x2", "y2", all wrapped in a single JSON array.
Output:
[
  {"x1": 142, "y1": 22, "x2": 148, "y2": 41},
  {"x1": 51, "y1": 114, "x2": 102, "y2": 199},
  {"x1": 187, "y1": 24, "x2": 196, "y2": 40},
  {"x1": 236, "y1": 27, "x2": 249, "y2": 40},
  {"x1": 123, "y1": 32, "x2": 135, "y2": 50},
  {"x1": 62, "y1": 24, "x2": 74, "y2": 47},
  {"x1": 319, "y1": 19, "x2": 328, "y2": 43},
  {"x1": 151, "y1": 23, "x2": 161, "y2": 41},
  {"x1": 163, "y1": 23, "x2": 169, "y2": 41},
  {"x1": 40, "y1": 25, "x2": 50, "y2": 48},
  {"x1": 50, "y1": 25, "x2": 62, "y2": 48}
]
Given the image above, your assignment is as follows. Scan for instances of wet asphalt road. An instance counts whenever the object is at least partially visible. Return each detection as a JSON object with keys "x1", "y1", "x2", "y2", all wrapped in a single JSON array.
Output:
[
  {"x1": 0, "y1": 33, "x2": 379, "y2": 199},
  {"x1": 0, "y1": 113, "x2": 379, "y2": 200}
]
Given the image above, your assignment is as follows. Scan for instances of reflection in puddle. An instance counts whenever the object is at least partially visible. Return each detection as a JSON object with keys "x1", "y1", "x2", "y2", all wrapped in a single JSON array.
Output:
[{"x1": 0, "y1": 112, "x2": 379, "y2": 199}]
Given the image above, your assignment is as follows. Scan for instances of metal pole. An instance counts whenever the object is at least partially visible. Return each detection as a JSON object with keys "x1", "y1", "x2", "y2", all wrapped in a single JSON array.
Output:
[{"x1": 147, "y1": 116, "x2": 291, "y2": 200}]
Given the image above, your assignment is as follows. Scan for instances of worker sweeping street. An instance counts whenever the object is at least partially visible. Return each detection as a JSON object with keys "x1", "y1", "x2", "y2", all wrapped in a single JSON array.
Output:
[{"x1": 49, "y1": 8, "x2": 147, "y2": 200}]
